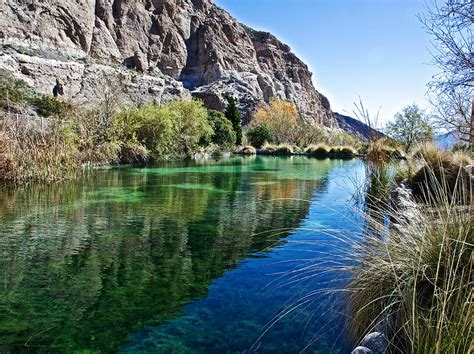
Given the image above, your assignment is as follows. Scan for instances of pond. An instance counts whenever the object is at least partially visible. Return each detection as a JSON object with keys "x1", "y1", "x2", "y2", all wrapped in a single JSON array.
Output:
[{"x1": 0, "y1": 156, "x2": 366, "y2": 353}]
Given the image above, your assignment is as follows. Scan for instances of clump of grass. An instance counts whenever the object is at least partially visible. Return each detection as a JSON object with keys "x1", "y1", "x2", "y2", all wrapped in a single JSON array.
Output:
[
  {"x1": 412, "y1": 143, "x2": 448, "y2": 165},
  {"x1": 329, "y1": 145, "x2": 357, "y2": 156},
  {"x1": 275, "y1": 143, "x2": 294, "y2": 155},
  {"x1": 451, "y1": 151, "x2": 471, "y2": 167},
  {"x1": 239, "y1": 145, "x2": 257, "y2": 155},
  {"x1": 410, "y1": 144, "x2": 471, "y2": 203},
  {"x1": 347, "y1": 172, "x2": 472, "y2": 353},
  {"x1": 260, "y1": 142, "x2": 277, "y2": 154},
  {"x1": 366, "y1": 140, "x2": 391, "y2": 164},
  {"x1": 305, "y1": 144, "x2": 330, "y2": 155}
]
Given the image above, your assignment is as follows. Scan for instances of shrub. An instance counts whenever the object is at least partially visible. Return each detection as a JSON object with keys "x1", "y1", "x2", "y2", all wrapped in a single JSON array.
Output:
[
  {"x1": 247, "y1": 124, "x2": 272, "y2": 148},
  {"x1": 0, "y1": 113, "x2": 80, "y2": 183},
  {"x1": 409, "y1": 146, "x2": 471, "y2": 203},
  {"x1": 327, "y1": 131, "x2": 357, "y2": 147},
  {"x1": 305, "y1": 144, "x2": 330, "y2": 155},
  {"x1": 225, "y1": 96, "x2": 242, "y2": 145},
  {"x1": 293, "y1": 123, "x2": 327, "y2": 147},
  {"x1": 261, "y1": 142, "x2": 277, "y2": 154},
  {"x1": 0, "y1": 72, "x2": 37, "y2": 108},
  {"x1": 113, "y1": 100, "x2": 213, "y2": 161},
  {"x1": 366, "y1": 140, "x2": 391, "y2": 164},
  {"x1": 207, "y1": 110, "x2": 236, "y2": 149},
  {"x1": 34, "y1": 95, "x2": 72, "y2": 117}
]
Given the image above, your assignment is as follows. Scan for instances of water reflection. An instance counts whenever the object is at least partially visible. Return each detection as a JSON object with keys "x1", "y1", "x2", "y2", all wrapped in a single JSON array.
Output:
[{"x1": 0, "y1": 157, "x2": 350, "y2": 352}]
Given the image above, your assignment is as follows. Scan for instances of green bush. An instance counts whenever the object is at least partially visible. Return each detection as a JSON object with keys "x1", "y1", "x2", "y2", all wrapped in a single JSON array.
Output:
[
  {"x1": 247, "y1": 124, "x2": 272, "y2": 148},
  {"x1": 0, "y1": 73, "x2": 37, "y2": 107},
  {"x1": 207, "y1": 110, "x2": 236, "y2": 149},
  {"x1": 113, "y1": 99, "x2": 213, "y2": 161},
  {"x1": 34, "y1": 96, "x2": 71, "y2": 117}
]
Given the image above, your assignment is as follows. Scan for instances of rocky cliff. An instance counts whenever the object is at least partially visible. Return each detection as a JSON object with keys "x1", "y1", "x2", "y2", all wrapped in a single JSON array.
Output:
[{"x1": 0, "y1": 0, "x2": 335, "y2": 125}]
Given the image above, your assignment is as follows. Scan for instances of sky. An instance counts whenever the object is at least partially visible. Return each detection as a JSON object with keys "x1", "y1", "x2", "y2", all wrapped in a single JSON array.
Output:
[{"x1": 214, "y1": 0, "x2": 439, "y2": 127}]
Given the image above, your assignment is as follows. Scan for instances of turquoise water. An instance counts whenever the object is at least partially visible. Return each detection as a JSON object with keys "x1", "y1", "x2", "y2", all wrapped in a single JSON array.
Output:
[{"x1": 0, "y1": 156, "x2": 365, "y2": 353}]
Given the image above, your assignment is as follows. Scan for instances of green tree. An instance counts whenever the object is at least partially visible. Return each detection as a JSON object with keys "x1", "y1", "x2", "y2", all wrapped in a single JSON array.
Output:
[
  {"x1": 207, "y1": 110, "x2": 236, "y2": 149},
  {"x1": 386, "y1": 104, "x2": 433, "y2": 153},
  {"x1": 224, "y1": 96, "x2": 242, "y2": 145}
]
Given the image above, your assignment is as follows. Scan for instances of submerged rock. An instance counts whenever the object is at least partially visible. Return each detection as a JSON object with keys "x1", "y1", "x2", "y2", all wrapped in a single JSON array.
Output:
[
  {"x1": 352, "y1": 346, "x2": 374, "y2": 354},
  {"x1": 360, "y1": 332, "x2": 389, "y2": 354}
]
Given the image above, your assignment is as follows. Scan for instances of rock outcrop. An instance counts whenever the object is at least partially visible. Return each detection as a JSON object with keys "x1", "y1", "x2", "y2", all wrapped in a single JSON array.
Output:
[{"x1": 0, "y1": 0, "x2": 335, "y2": 125}]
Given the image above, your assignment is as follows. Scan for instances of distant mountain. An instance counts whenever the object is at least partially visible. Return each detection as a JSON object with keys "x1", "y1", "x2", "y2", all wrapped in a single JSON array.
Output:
[
  {"x1": 434, "y1": 131, "x2": 460, "y2": 150},
  {"x1": 334, "y1": 113, "x2": 384, "y2": 141}
]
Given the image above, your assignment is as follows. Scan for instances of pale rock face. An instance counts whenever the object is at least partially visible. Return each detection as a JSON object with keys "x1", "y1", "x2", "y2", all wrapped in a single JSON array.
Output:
[
  {"x1": 0, "y1": 0, "x2": 335, "y2": 126},
  {"x1": 0, "y1": 50, "x2": 189, "y2": 106}
]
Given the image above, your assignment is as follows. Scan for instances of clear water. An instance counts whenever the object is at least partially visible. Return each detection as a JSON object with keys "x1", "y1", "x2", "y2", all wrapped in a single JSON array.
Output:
[{"x1": 0, "y1": 156, "x2": 365, "y2": 353}]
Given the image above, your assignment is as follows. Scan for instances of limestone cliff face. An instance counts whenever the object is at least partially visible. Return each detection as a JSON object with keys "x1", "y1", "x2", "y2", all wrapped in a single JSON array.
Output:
[{"x1": 0, "y1": 0, "x2": 335, "y2": 125}]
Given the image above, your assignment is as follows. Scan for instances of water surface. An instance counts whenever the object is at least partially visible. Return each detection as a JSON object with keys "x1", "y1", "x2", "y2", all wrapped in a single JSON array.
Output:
[{"x1": 0, "y1": 156, "x2": 364, "y2": 353}]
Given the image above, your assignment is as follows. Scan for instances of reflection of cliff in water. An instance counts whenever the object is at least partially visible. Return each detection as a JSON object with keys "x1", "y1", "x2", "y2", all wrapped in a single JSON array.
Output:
[{"x1": 0, "y1": 157, "x2": 335, "y2": 352}]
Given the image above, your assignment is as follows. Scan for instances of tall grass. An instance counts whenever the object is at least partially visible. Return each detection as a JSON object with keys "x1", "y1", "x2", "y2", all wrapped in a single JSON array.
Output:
[
  {"x1": 347, "y1": 170, "x2": 472, "y2": 353},
  {"x1": 257, "y1": 155, "x2": 471, "y2": 353},
  {"x1": 0, "y1": 113, "x2": 80, "y2": 183}
]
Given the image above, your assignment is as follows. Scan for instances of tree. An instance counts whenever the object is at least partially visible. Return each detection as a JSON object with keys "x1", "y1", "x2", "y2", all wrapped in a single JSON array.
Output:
[
  {"x1": 430, "y1": 86, "x2": 471, "y2": 145},
  {"x1": 247, "y1": 124, "x2": 272, "y2": 148},
  {"x1": 419, "y1": 0, "x2": 473, "y2": 149},
  {"x1": 224, "y1": 96, "x2": 242, "y2": 145},
  {"x1": 207, "y1": 110, "x2": 236, "y2": 148},
  {"x1": 386, "y1": 104, "x2": 433, "y2": 153},
  {"x1": 252, "y1": 98, "x2": 299, "y2": 144}
]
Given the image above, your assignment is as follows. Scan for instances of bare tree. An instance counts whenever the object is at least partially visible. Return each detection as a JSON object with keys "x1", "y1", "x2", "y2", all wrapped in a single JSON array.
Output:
[
  {"x1": 429, "y1": 86, "x2": 471, "y2": 143},
  {"x1": 419, "y1": 0, "x2": 474, "y2": 149}
]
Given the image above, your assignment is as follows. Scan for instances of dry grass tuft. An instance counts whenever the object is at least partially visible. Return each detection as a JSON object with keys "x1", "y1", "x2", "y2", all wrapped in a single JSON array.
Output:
[
  {"x1": 409, "y1": 144, "x2": 471, "y2": 202},
  {"x1": 275, "y1": 143, "x2": 294, "y2": 154},
  {"x1": 239, "y1": 145, "x2": 257, "y2": 155},
  {"x1": 305, "y1": 144, "x2": 330, "y2": 155}
]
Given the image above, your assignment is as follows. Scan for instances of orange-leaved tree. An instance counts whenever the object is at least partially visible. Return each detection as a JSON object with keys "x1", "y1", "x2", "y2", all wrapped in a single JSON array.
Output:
[{"x1": 252, "y1": 98, "x2": 299, "y2": 144}]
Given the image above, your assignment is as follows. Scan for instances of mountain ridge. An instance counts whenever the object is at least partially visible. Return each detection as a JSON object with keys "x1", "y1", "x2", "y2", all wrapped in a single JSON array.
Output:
[{"x1": 0, "y1": 0, "x2": 335, "y2": 126}]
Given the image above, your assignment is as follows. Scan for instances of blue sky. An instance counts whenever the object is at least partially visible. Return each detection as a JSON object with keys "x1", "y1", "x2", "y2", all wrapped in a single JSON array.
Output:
[{"x1": 214, "y1": 0, "x2": 438, "y2": 126}]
